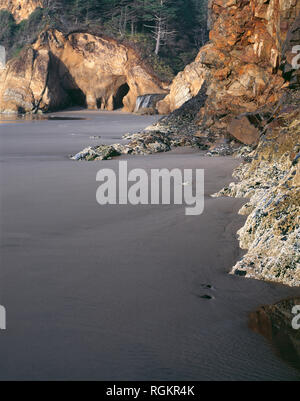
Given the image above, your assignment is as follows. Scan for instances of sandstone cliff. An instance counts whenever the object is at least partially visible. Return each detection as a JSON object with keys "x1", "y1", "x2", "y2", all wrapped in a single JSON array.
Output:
[
  {"x1": 213, "y1": 88, "x2": 300, "y2": 286},
  {"x1": 157, "y1": 0, "x2": 300, "y2": 144},
  {"x1": 156, "y1": 1, "x2": 300, "y2": 287},
  {"x1": 209, "y1": 11, "x2": 300, "y2": 287},
  {"x1": 0, "y1": 0, "x2": 42, "y2": 23},
  {"x1": 0, "y1": 29, "x2": 167, "y2": 113}
]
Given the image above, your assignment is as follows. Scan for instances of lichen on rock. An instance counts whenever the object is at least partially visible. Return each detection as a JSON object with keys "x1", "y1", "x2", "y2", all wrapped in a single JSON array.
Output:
[
  {"x1": 71, "y1": 130, "x2": 205, "y2": 161},
  {"x1": 213, "y1": 90, "x2": 300, "y2": 287}
]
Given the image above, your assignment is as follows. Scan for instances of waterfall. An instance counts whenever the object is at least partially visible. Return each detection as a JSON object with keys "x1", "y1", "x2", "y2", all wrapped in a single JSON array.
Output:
[{"x1": 135, "y1": 94, "x2": 166, "y2": 112}]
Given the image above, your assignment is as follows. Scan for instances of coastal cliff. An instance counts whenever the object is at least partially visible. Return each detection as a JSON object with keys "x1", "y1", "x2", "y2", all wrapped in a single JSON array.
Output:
[
  {"x1": 0, "y1": 29, "x2": 167, "y2": 113},
  {"x1": 213, "y1": 87, "x2": 300, "y2": 286},
  {"x1": 0, "y1": 0, "x2": 299, "y2": 286},
  {"x1": 211, "y1": 10, "x2": 300, "y2": 287},
  {"x1": 156, "y1": 1, "x2": 300, "y2": 286},
  {"x1": 158, "y1": 0, "x2": 300, "y2": 142}
]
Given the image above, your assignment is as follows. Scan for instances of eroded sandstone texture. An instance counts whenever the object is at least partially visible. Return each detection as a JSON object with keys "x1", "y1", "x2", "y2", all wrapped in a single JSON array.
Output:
[
  {"x1": 154, "y1": 1, "x2": 300, "y2": 287},
  {"x1": 0, "y1": 0, "x2": 42, "y2": 23},
  {"x1": 211, "y1": 12, "x2": 300, "y2": 287},
  {"x1": 157, "y1": 0, "x2": 300, "y2": 143},
  {"x1": 0, "y1": 29, "x2": 167, "y2": 113}
]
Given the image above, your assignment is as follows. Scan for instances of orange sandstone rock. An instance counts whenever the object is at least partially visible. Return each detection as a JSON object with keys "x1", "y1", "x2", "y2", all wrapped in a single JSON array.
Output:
[
  {"x1": 0, "y1": 30, "x2": 167, "y2": 113},
  {"x1": 157, "y1": 0, "x2": 300, "y2": 145}
]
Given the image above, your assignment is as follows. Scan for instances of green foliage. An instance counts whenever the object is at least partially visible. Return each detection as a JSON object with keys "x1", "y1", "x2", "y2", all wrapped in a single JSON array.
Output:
[
  {"x1": 11, "y1": 45, "x2": 24, "y2": 59},
  {"x1": 0, "y1": 0, "x2": 209, "y2": 80},
  {"x1": 16, "y1": 7, "x2": 45, "y2": 40},
  {"x1": 150, "y1": 56, "x2": 175, "y2": 83},
  {"x1": 0, "y1": 10, "x2": 17, "y2": 49},
  {"x1": 0, "y1": 7, "x2": 47, "y2": 59}
]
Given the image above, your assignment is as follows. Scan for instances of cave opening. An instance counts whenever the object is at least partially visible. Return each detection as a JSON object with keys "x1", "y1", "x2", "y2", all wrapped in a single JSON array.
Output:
[
  {"x1": 66, "y1": 89, "x2": 87, "y2": 108},
  {"x1": 113, "y1": 83, "x2": 130, "y2": 110}
]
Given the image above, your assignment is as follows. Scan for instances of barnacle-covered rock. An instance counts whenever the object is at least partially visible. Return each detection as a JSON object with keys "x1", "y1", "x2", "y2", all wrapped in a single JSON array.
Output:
[{"x1": 213, "y1": 91, "x2": 300, "y2": 287}]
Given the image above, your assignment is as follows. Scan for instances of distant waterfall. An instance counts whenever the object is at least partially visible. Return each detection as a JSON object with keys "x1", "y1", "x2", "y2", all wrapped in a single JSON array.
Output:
[{"x1": 135, "y1": 94, "x2": 166, "y2": 112}]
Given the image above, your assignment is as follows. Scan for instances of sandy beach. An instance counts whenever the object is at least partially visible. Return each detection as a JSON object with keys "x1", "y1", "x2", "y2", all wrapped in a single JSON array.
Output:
[{"x1": 0, "y1": 110, "x2": 299, "y2": 380}]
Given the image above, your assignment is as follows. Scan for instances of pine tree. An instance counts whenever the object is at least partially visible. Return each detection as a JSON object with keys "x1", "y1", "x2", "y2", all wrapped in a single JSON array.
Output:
[{"x1": 143, "y1": 0, "x2": 178, "y2": 55}]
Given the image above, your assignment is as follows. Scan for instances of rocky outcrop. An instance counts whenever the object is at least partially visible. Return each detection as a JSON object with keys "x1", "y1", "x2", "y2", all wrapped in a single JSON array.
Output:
[
  {"x1": 0, "y1": 47, "x2": 59, "y2": 114},
  {"x1": 156, "y1": 51, "x2": 208, "y2": 114},
  {"x1": 157, "y1": 0, "x2": 300, "y2": 144},
  {"x1": 154, "y1": 2, "x2": 300, "y2": 287},
  {"x1": 0, "y1": 0, "x2": 42, "y2": 23},
  {"x1": 0, "y1": 29, "x2": 167, "y2": 113},
  {"x1": 210, "y1": 12, "x2": 300, "y2": 287},
  {"x1": 249, "y1": 297, "x2": 300, "y2": 372},
  {"x1": 213, "y1": 89, "x2": 300, "y2": 287},
  {"x1": 71, "y1": 130, "x2": 203, "y2": 161}
]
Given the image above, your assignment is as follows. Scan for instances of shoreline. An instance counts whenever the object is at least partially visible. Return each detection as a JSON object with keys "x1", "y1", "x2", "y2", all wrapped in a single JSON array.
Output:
[{"x1": 0, "y1": 110, "x2": 299, "y2": 380}]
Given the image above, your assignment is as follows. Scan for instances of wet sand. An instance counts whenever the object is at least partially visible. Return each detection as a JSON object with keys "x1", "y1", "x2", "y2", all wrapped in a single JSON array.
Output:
[{"x1": 0, "y1": 110, "x2": 299, "y2": 380}]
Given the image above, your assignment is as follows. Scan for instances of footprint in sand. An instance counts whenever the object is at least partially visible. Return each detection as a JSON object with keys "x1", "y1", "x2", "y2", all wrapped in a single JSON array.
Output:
[{"x1": 198, "y1": 294, "x2": 214, "y2": 300}]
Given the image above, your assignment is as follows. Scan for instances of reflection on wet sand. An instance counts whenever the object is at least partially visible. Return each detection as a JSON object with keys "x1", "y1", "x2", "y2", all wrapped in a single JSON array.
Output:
[
  {"x1": 249, "y1": 297, "x2": 300, "y2": 372},
  {"x1": 0, "y1": 114, "x2": 87, "y2": 123}
]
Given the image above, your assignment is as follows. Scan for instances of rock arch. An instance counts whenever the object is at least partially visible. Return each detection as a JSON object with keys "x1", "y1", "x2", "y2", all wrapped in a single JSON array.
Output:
[{"x1": 0, "y1": 30, "x2": 168, "y2": 114}]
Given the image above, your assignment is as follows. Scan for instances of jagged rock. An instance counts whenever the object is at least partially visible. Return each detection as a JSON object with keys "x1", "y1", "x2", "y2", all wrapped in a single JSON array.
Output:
[
  {"x1": 228, "y1": 116, "x2": 260, "y2": 145},
  {"x1": 71, "y1": 129, "x2": 207, "y2": 161},
  {"x1": 0, "y1": 47, "x2": 65, "y2": 114},
  {"x1": 71, "y1": 133, "x2": 170, "y2": 161},
  {"x1": 213, "y1": 90, "x2": 300, "y2": 287},
  {"x1": 157, "y1": 0, "x2": 300, "y2": 145},
  {"x1": 156, "y1": 50, "x2": 209, "y2": 114},
  {"x1": 71, "y1": 145, "x2": 121, "y2": 161},
  {"x1": 0, "y1": 0, "x2": 42, "y2": 23},
  {"x1": 0, "y1": 29, "x2": 167, "y2": 113}
]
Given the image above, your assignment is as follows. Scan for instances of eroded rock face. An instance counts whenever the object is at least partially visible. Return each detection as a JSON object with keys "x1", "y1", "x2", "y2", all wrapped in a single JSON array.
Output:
[
  {"x1": 209, "y1": 13, "x2": 300, "y2": 287},
  {"x1": 0, "y1": 0, "x2": 42, "y2": 23},
  {"x1": 156, "y1": 48, "x2": 209, "y2": 114},
  {"x1": 0, "y1": 47, "x2": 64, "y2": 114},
  {"x1": 0, "y1": 29, "x2": 167, "y2": 113},
  {"x1": 227, "y1": 116, "x2": 260, "y2": 146},
  {"x1": 157, "y1": 0, "x2": 300, "y2": 144},
  {"x1": 213, "y1": 89, "x2": 300, "y2": 287}
]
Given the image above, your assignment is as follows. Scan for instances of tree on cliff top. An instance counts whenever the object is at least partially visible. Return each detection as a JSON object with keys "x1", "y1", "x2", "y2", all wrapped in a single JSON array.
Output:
[
  {"x1": 142, "y1": 0, "x2": 178, "y2": 55},
  {"x1": 0, "y1": 0, "x2": 209, "y2": 79}
]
